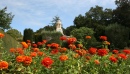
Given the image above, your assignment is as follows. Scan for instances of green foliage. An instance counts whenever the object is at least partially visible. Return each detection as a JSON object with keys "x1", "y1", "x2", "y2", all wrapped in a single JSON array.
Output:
[
  {"x1": 70, "y1": 27, "x2": 97, "y2": 48},
  {"x1": 64, "y1": 25, "x2": 76, "y2": 36},
  {"x1": 23, "y1": 28, "x2": 34, "y2": 42},
  {"x1": 0, "y1": 7, "x2": 14, "y2": 30},
  {"x1": 105, "y1": 23, "x2": 129, "y2": 49},
  {"x1": 0, "y1": 29, "x2": 21, "y2": 51},
  {"x1": 34, "y1": 30, "x2": 62, "y2": 44},
  {"x1": 6, "y1": 29, "x2": 22, "y2": 41}
]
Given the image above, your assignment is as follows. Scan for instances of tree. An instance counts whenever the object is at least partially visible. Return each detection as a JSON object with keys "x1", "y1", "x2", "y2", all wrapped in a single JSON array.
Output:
[
  {"x1": 6, "y1": 29, "x2": 22, "y2": 40},
  {"x1": 0, "y1": 7, "x2": 14, "y2": 30},
  {"x1": 105, "y1": 23, "x2": 129, "y2": 49},
  {"x1": 64, "y1": 25, "x2": 76, "y2": 36},
  {"x1": 50, "y1": 16, "x2": 60, "y2": 26},
  {"x1": 113, "y1": 0, "x2": 130, "y2": 27},
  {"x1": 23, "y1": 28, "x2": 34, "y2": 42}
]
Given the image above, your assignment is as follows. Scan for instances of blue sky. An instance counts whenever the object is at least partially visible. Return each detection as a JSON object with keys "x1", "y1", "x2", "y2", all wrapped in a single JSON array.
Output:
[{"x1": 0, "y1": 0, "x2": 116, "y2": 34}]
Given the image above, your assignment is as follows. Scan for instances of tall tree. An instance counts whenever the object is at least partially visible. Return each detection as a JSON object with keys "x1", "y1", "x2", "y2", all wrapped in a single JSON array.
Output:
[
  {"x1": 23, "y1": 28, "x2": 34, "y2": 42},
  {"x1": 113, "y1": 0, "x2": 130, "y2": 27},
  {"x1": 0, "y1": 7, "x2": 14, "y2": 30}
]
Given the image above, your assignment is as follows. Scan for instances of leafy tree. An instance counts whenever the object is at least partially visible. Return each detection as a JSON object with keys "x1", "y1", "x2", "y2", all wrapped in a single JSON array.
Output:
[
  {"x1": 64, "y1": 25, "x2": 76, "y2": 36},
  {"x1": 105, "y1": 23, "x2": 129, "y2": 49},
  {"x1": 6, "y1": 29, "x2": 22, "y2": 40},
  {"x1": 23, "y1": 28, "x2": 34, "y2": 42},
  {"x1": 0, "y1": 7, "x2": 14, "y2": 30},
  {"x1": 50, "y1": 16, "x2": 60, "y2": 27},
  {"x1": 113, "y1": 0, "x2": 130, "y2": 27}
]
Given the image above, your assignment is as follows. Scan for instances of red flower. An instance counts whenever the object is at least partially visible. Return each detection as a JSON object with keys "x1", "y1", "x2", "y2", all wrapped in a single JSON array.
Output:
[
  {"x1": 23, "y1": 56, "x2": 32, "y2": 65},
  {"x1": 86, "y1": 36, "x2": 91, "y2": 39},
  {"x1": 112, "y1": 49, "x2": 119, "y2": 54},
  {"x1": 30, "y1": 52, "x2": 37, "y2": 57},
  {"x1": 51, "y1": 49, "x2": 59, "y2": 54},
  {"x1": 97, "y1": 49, "x2": 108, "y2": 56},
  {"x1": 67, "y1": 37, "x2": 77, "y2": 44},
  {"x1": 0, "y1": 61, "x2": 8, "y2": 69},
  {"x1": 37, "y1": 51, "x2": 44, "y2": 56},
  {"x1": 16, "y1": 55, "x2": 25, "y2": 63},
  {"x1": 69, "y1": 44, "x2": 76, "y2": 50},
  {"x1": 15, "y1": 48, "x2": 24, "y2": 55},
  {"x1": 123, "y1": 49, "x2": 130, "y2": 55},
  {"x1": 32, "y1": 44, "x2": 37, "y2": 48},
  {"x1": 37, "y1": 42, "x2": 42, "y2": 46},
  {"x1": 118, "y1": 53, "x2": 127, "y2": 60},
  {"x1": 41, "y1": 57, "x2": 54, "y2": 68},
  {"x1": 100, "y1": 36, "x2": 107, "y2": 41},
  {"x1": 9, "y1": 48, "x2": 15, "y2": 53},
  {"x1": 88, "y1": 47, "x2": 97, "y2": 55},
  {"x1": 60, "y1": 36, "x2": 67, "y2": 41},
  {"x1": 42, "y1": 40, "x2": 47, "y2": 44},
  {"x1": 109, "y1": 56, "x2": 118, "y2": 63},
  {"x1": 59, "y1": 47, "x2": 67, "y2": 53},
  {"x1": 0, "y1": 33, "x2": 4, "y2": 38},
  {"x1": 51, "y1": 43, "x2": 59, "y2": 49}
]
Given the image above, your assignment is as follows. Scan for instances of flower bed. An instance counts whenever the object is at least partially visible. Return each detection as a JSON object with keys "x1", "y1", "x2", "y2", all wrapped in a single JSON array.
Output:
[{"x1": 0, "y1": 33, "x2": 130, "y2": 74}]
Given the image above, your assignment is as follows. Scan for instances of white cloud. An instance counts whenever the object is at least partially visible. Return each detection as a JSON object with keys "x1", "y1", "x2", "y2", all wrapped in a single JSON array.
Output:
[{"x1": 0, "y1": 0, "x2": 116, "y2": 33}]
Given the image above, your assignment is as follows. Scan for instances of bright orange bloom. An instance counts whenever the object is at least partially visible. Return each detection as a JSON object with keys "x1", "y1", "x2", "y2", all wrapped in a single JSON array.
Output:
[
  {"x1": 86, "y1": 36, "x2": 91, "y2": 39},
  {"x1": 9, "y1": 48, "x2": 15, "y2": 53},
  {"x1": 42, "y1": 40, "x2": 47, "y2": 44},
  {"x1": 59, "y1": 55, "x2": 68, "y2": 62},
  {"x1": 0, "y1": 33, "x2": 4, "y2": 38},
  {"x1": 77, "y1": 49, "x2": 87, "y2": 56},
  {"x1": 16, "y1": 55, "x2": 25, "y2": 63},
  {"x1": 21, "y1": 42, "x2": 28, "y2": 49},
  {"x1": 100, "y1": 36, "x2": 107, "y2": 41},
  {"x1": 30, "y1": 52, "x2": 37, "y2": 57},
  {"x1": 118, "y1": 53, "x2": 127, "y2": 60},
  {"x1": 23, "y1": 56, "x2": 32, "y2": 65},
  {"x1": 94, "y1": 60, "x2": 100, "y2": 65},
  {"x1": 41, "y1": 57, "x2": 54, "y2": 68},
  {"x1": 109, "y1": 56, "x2": 118, "y2": 63},
  {"x1": 0, "y1": 61, "x2": 8, "y2": 69},
  {"x1": 97, "y1": 49, "x2": 108, "y2": 56},
  {"x1": 88, "y1": 47, "x2": 97, "y2": 55}
]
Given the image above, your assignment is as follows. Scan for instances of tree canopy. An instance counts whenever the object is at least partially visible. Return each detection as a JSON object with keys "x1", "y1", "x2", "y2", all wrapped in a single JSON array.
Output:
[{"x1": 0, "y1": 7, "x2": 14, "y2": 30}]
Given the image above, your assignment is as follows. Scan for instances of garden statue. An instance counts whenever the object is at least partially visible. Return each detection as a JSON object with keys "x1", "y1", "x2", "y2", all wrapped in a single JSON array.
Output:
[{"x1": 55, "y1": 19, "x2": 64, "y2": 35}]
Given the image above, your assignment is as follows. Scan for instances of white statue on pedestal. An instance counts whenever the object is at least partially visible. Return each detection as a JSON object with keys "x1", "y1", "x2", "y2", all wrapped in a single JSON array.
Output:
[{"x1": 55, "y1": 19, "x2": 64, "y2": 35}]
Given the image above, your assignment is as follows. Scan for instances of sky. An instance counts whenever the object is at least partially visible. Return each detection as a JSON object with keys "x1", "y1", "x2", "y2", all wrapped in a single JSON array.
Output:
[{"x1": 0, "y1": 0, "x2": 117, "y2": 34}]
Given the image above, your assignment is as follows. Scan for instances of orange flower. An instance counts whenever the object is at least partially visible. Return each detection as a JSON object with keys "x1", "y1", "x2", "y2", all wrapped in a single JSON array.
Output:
[
  {"x1": 103, "y1": 41, "x2": 110, "y2": 45},
  {"x1": 15, "y1": 48, "x2": 24, "y2": 55},
  {"x1": 86, "y1": 56, "x2": 91, "y2": 60},
  {"x1": 123, "y1": 49, "x2": 130, "y2": 55},
  {"x1": 9, "y1": 48, "x2": 15, "y2": 53},
  {"x1": 59, "y1": 47, "x2": 67, "y2": 53},
  {"x1": 0, "y1": 33, "x2": 4, "y2": 38},
  {"x1": 88, "y1": 47, "x2": 97, "y2": 55},
  {"x1": 32, "y1": 48, "x2": 40, "y2": 52},
  {"x1": 42, "y1": 40, "x2": 47, "y2": 44},
  {"x1": 86, "y1": 36, "x2": 91, "y2": 39},
  {"x1": 94, "y1": 60, "x2": 100, "y2": 65},
  {"x1": 37, "y1": 51, "x2": 44, "y2": 56},
  {"x1": 77, "y1": 49, "x2": 87, "y2": 56},
  {"x1": 0, "y1": 61, "x2": 8, "y2": 69},
  {"x1": 23, "y1": 56, "x2": 32, "y2": 65},
  {"x1": 30, "y1": 52, "x2": 37, "y2": 57},
  {"x1": 41, "y1": 57, "x2": 54, "y2": 68},
  {"x1": 59, "y1": 55, "x2": 68, "y2": 62},
  {"x1": 21, "y1": 42, "x2": 28, "y2": 49},
  {"x1": 69, "y1": 44, "x2": 76, "y2": 50},
  {"x1": 16, "y1": 55, "x2": 25, "y2": 63}
]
